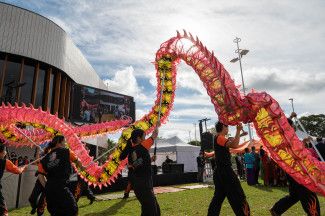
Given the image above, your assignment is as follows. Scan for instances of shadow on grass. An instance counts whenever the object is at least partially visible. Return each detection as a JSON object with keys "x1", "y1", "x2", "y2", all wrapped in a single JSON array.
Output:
[
  {"x1": 251, "y1": 184, "x2": 273, "y2": 192},
  {"x1": 84, "y1": 199, "x2": 131, "y2": 216},
  {"x1": 79, "y1": 202, "x2": 91, "y2": 209}
]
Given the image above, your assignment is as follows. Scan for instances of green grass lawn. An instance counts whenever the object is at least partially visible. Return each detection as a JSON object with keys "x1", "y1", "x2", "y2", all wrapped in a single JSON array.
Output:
[{"x1": 9, "y1": 182, "x2": 325, "y2": 215}]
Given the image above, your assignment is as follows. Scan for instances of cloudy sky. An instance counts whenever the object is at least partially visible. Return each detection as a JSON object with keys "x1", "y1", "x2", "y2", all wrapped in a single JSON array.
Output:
[{"x1": 3, "y1": 0, "x2": 325, "y2": 142}]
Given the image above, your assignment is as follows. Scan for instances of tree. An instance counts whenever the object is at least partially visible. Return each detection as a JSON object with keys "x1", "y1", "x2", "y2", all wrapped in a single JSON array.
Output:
[
  {"x1": 188, "y1": 140, "x2": 201, "y2": 146},
  {"x1": 97, "y1": 138, "x2": 117, "y2": 165},
  {"x1": 107, "y1": 138, "x2": 116, "y2": 150},
  {"x1": 298, "y1": 114, "x2": 325, "y2": 138}
]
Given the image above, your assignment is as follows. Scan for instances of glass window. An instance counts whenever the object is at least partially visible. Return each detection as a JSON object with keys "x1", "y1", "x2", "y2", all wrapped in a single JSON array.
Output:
[
  {"x1": 35, "y1": 68, "x2": 45, "y2": 108},
  {"x1": 0, "y1": 53, "x2": 5, "y2": 88},
  {"x1": 47, "y1": 72, "x2": 54, "y2": 110},
  {"x1": 19, "y1": 61, "x2": 35, "y2": 105},
  {"x1": 2, "y1": 56, "x2": 22, "y2": 104}
]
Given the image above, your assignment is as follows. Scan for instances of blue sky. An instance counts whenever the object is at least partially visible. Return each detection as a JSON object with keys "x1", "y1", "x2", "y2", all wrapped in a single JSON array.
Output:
[{"x1": 3, "y1": 0, "x2": 325, "y2": 142}]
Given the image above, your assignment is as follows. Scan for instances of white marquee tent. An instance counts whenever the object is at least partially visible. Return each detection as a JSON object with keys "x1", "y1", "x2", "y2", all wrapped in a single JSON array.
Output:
[{"x1": 149, "y1": 136, "x2": 201, "y2": 172}]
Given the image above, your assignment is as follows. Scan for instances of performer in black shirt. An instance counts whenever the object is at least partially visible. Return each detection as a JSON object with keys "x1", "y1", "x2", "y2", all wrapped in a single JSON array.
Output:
[
  {"x1": 38, "y1": 135, "x2": 84, "y2": 216},
  {"x1": 270, "y1": 114, "x2": 320, "y2": 216},
  {"x1": 205, "y1": 122, "x2": 250, "y2": 216},
  {"x1": 120, "y1": 128, "x2": 160, "y2": 216}
]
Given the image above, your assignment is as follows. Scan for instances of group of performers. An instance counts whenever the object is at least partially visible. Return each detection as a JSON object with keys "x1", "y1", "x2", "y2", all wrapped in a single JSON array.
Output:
[
  {"x1": 0, "y1": 135, "x2": 96, "y2": 216},
  {"x1": 0, "y1": 112, "x2": 322, "y2": 216},
  {"x1": 204, "y1": 112, "x2": 321, "y2": 216}
]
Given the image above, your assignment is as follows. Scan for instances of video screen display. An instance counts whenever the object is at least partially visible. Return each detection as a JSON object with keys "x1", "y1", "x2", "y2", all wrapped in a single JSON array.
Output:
[{"x1": 70, "y1": 84, "x2": 135, "y2": 123}]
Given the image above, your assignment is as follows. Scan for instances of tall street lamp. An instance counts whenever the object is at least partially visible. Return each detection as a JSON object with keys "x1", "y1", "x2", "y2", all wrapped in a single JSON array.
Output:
[
  {"x1": 193, "y1": 123, "x2": 197, "y2": 142},
  {"x1": 289, "y1": 98, "x2": 295, "y2": 112},
  {"x1": 230, "y1": 37, "x2": 252, "y2": 142}
]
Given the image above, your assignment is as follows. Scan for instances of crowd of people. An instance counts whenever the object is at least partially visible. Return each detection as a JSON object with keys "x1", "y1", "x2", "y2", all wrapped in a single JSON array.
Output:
[
  {"x1": 234, "y1": 146, "x2": 288, "y2": 187},
  {"x1": 8, "y1": 152, "x2": 32, "y2": 166}
]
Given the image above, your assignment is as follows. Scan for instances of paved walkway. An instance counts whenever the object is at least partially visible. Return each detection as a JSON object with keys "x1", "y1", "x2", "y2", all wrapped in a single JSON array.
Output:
[{"x1": 96, "y1": 184, "x2": 209, "y2": 201}]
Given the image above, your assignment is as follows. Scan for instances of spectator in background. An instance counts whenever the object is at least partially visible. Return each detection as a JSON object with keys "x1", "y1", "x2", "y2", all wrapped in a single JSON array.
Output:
[
  {"x1": 164, "y1": 155, "x2": 173, "y2": 164},
  {"x1": 244, "y1": 148, "x2": 255, "y2": 185},
  {"x1": 316, "y1": 137, "x2": 325, "y2": 160},
  {"x1": 18, "y1": 156, "x2": 24, "y2": 166},
  {"x1": 235, "y1": 153, "x2": 244, "y2": 179},
  {"x1": 10, "y1": 152, "x2": 17, "y2": 165},
  {"x1": 113, "y1": 106, "x2": 121, "y2": 119},
  {"x1": 24, "y1": 156, "x2": 29, "y2": 165},
  {"x1": 240, "y1": 153, "x2": 246, "y2": 180},
  {"x1": 270, "y1": 159, "x2": 279, "y2": 186},
  {"x1": 96, "y1": 104, "x2": 103, "y2": 123},
  {"x1": 0, "y1": 143, "x2": 27, "y2": 215},
  {"x1": 260, "y1": 146, "x2": 270, "y2": 186},
  {"x1": 196, "y1": 151, "x2": 205, "y2": 182},
  {"x1": 251, "y1": 146, "x2": 260, "y2": 184}
]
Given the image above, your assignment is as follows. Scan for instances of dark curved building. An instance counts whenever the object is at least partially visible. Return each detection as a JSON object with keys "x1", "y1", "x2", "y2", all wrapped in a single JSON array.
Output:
[{"x1": 0, "y1": 2, "x2": 135, "y2": 121}]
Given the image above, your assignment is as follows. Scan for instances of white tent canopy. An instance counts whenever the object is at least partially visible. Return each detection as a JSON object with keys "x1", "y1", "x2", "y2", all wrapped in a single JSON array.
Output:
[{"x1": 149, "y1": 136, "x2": 201, "y2": 172}]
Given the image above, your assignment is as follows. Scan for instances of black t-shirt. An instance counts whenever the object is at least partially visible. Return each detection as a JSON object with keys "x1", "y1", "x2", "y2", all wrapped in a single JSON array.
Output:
[
  {"x1": 0, "y1": 159, "x2": 5, "y2": 183},
  {"x1": 128, "y1": 144, "x2": 152, "y2": 178},
  {"x1": 214, "y1": 135, "x2": 232, "y2": 167},
  {"x1": 40, "y1": 148, "x2": 72, "y2": 183},
  {"x1": 197, "y1": 156, "x2": 205, "y2": 168}
]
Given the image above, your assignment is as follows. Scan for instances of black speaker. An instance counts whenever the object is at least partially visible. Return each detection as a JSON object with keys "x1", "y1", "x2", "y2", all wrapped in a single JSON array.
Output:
[
  {"x1": 151, "y1": 165, "x2": 158, "y2": 175},
  {"x1": 201, "y1": 132, "x2": 214, "y2": 150}
]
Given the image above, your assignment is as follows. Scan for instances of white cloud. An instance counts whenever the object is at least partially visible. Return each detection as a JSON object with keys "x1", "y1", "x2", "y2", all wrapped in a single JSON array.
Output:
[
  {"x1": 7, "y1": 0, "x2": 325, "y2": 140},
  {"x1": 103, "y1": 66, "x2": 149, "y2": 103},
  {"x1": 242, "y1": 67, "x2": 325, "y2": 113}
]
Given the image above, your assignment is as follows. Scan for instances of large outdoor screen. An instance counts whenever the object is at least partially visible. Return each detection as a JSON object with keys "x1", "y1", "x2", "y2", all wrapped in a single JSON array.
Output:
[{"x1": 70, "y1": 84, "x2": 135, "y2": 123}]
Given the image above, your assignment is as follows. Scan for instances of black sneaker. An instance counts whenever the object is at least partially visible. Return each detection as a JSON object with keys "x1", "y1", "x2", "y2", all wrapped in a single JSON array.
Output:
[
  {"x1": 89, "y1": 196, "x2": 95, "y2": 205},
  {"x1": 30, "y1": 208, "x2": 36, "y2": 215},
  {"x1": 123, "y1": 193, "x2": 129, "y2": 199},
  {"x1": 270, "y1": 209, "x2": 279, "y2": 216}
]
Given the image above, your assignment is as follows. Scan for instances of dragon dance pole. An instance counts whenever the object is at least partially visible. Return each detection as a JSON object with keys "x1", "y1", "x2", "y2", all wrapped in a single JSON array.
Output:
[
  {"x1": 154, "y1": 69, "x2": 166, "y2": 157},
  {"x1": 295, "y1": 118, "x2": 324, "y2": 162},
  {"x1": 14, "y1": 126, "x2": 44, "y2": 154},
  {"x1": 2, "y1": 126, "x2": 48, "y2": 181}
]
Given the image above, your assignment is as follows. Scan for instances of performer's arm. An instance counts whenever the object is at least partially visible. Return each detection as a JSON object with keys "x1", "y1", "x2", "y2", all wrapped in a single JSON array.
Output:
[
  {"x1": 226, "y1": 124, "x2": 243, "y2": 148},
  {"x1": 204, "y1": 151, "x2": 215, "y2": 158},
  {"x1": 5, "y1": 159, "x2": 26, "y2": 174},
  {"x1": 69, "y1": 150, "x2": 86, "y2": 171},
  {"x1": 142, "y1": 127, "x2": 159, "y2": 150}
]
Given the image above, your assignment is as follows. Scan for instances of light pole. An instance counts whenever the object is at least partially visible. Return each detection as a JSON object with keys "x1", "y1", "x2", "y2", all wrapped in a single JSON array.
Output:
[
  {"x1": 188, "y1": 130, "x2": 191, "y2": 143},
  {"x1": 193, "y1": 123, "x2": 197, "y2": 141},
  {"x1": 289, "y1": 98, "x2": 295, "y2": 112},
  {"x1": 230, "y1": 37, "x2": 252, "y2": 142}
]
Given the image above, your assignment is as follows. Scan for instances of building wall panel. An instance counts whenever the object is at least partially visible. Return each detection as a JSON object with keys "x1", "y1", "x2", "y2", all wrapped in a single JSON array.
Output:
[{"x1": 0, "y1": 3, "x2": 107, "y2": 90}]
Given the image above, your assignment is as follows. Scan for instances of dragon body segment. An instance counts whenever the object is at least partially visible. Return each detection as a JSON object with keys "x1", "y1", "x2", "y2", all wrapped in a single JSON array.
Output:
[{"x1": 0, "y1": 32, "x2": 323, "y2": 195}]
